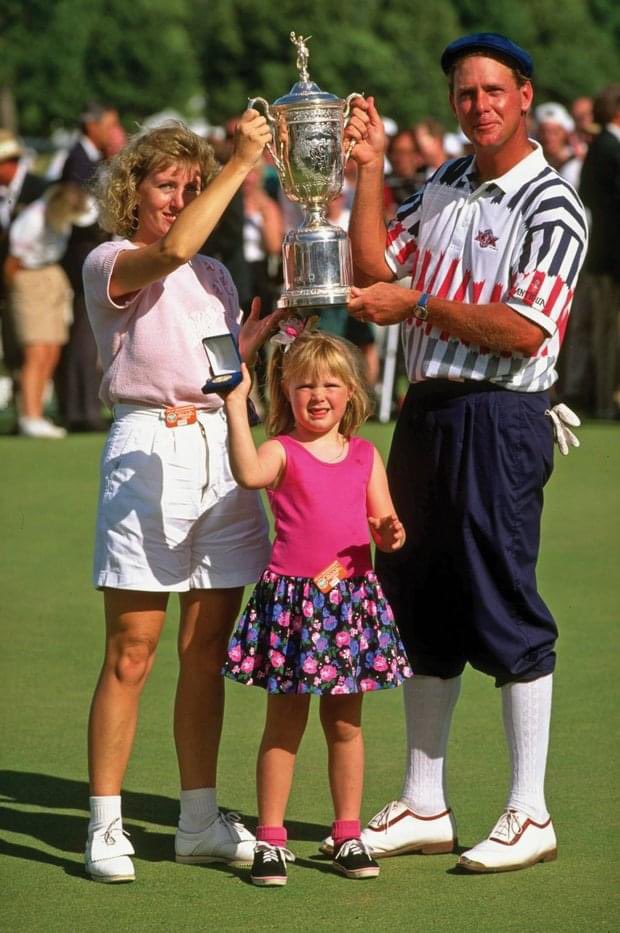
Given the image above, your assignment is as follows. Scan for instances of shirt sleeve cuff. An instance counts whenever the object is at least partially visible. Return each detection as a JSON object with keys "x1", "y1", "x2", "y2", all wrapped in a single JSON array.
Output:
[
  {"x1": 103, "y1": 247, "x2": 137, "y2": 310},
  {"x1": 506, "y1": 299, "x2": 556, "y2": 337}
]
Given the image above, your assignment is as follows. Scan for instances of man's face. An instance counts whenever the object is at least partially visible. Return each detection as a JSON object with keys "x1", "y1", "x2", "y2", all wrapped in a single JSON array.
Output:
[
  {"x1": 388, "y1": 132, "x2": 420, "y2": 178},
  {"x1": 450, "y1": 55, "x2": 532, "y2": 154},
  {"x1": 571, "y1": 97, "x2": 593, "y2": 134},
  {"x1": 538, "y1": 122, "x2": 568, "y2": 160},
  {"x1": 0, "y1": 158, "x2": 19, "y2": 186},
  {"x1": 86, "y1": 110, "x2": 120, "y2": 152}
]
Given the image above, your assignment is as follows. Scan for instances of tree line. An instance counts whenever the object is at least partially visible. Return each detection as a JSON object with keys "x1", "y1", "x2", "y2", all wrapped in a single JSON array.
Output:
[{"x1": 1, "y1": 0, "x2": 618, "y2": 137}]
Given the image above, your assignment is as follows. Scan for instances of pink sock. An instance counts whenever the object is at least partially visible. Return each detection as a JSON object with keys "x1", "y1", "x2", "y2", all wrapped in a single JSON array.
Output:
[
  {"x1": 332, "y1": 819, "x2": 361, "y2": 848},
  {"x1": 257, "y1": 824, "x2": 287, "y2": 848}
]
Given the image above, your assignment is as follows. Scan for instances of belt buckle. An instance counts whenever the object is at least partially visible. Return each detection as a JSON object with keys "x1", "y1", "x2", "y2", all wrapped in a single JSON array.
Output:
[{"x1": 164, "y1": 405, "x2": 197, "y2": 428}]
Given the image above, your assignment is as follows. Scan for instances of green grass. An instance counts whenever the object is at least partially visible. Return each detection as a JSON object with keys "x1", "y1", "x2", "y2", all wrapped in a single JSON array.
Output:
[{"x1": 1, "y1": 422, "x2": 618, "y2": 932}]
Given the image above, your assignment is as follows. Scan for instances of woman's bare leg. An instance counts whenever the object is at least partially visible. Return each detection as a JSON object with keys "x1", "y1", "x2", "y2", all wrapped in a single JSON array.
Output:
[
  {"x1": 174, "y1": 587, "x2": 243, "y2": 790},
  {"x1": 88, "y1": 589, "x2": 167, "y2": 794}
]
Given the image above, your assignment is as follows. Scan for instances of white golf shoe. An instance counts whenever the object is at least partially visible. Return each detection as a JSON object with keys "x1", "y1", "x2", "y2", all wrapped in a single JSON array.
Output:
[
  {"x1": 175, "y1": 811, "x2": 256, "y2": 867},
  {"x1": 18, "y1": 416, "x2": 66, "y2": 439},
  {"x1": 458, "y1": 809, "x2": 557, "y2": 873},
  {"x1": 85, "y1": 818, "x2": 135, "y2": 883},
  {"x1": 320, "y1": 800, "x2": 457, "y2": 858}
]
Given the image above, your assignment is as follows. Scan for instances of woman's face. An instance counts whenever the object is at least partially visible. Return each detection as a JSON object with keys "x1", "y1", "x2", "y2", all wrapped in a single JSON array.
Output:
[{"x1": 134, "y1": 162, "x2": 202, "y2": 243}]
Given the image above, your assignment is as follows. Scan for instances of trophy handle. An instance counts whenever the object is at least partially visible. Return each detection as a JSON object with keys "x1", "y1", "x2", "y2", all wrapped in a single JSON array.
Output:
[
  {"x1": 343, "y1": 92, "x2": 365, "y2": 121},
  {"x1": 343, "y1": 92, "x2": 365, "y2": 164},
  {"x1": 247, "y1": 97, "x2": 284, "y2": 173}
]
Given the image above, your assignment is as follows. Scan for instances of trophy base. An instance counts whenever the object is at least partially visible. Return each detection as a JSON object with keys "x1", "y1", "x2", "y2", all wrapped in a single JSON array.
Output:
[{"x1": 277, "y1": 286, "x2": 351, "y2": 313}]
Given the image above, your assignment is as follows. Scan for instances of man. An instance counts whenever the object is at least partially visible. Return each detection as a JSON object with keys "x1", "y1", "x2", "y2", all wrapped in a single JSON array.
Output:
[
  {"x1": 570, "y1": 95, "x2": 595, "y2": 157},
  {"x1": 56, "y1": 102, "x2": 120, "y2": 431},
  {"x1": 413, "y1": 117, "x2": 450, "y2": 178},
  {"x1": 0, "y1": 131, "x2": 47, "y2": 387},
  {"x1": 342, "y1": 33, "x2": 587, "y2": 872},
  {"x1": 579, "y1": 84, "x2": 620, "y2": 419},
  {"x1": 384, "y1": 130, "x2": 425, "y2": 220}
]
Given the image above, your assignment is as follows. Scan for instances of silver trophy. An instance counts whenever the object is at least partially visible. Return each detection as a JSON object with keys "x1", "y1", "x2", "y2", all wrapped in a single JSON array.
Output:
[{"x1": 249, "y1": 32, "x2": 362, "y2": 313}]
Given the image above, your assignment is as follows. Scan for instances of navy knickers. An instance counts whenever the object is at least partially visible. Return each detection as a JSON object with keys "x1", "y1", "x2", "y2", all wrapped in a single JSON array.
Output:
[{"x1": 376, "y1": 380, "x2": 558, "y2": 686}]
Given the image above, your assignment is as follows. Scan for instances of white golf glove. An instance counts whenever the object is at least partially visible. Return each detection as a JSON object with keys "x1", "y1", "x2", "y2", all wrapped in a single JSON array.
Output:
[{"x1": 545, "y1": 403, "x2": 581, "y2": 455}]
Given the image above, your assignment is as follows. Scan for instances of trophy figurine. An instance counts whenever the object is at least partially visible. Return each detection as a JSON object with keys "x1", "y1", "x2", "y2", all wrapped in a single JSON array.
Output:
[{"x1": 249, "y1": 33, "x2": 362, "y2": 316}]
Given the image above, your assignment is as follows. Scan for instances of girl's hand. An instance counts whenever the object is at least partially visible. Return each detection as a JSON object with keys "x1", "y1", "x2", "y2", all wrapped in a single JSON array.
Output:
[
  {"x1": 222, "y1": 361, "x2": 253, "y2": 407},
  {"x1": 238, "y1": 296, "x2": 286, "y2": 365},
  {"x1": 231, "y1": 109, "x2": 273, "y2": 171},
  {"x1": 368, "y1": 514, "x2": 406, "y2": 551}
]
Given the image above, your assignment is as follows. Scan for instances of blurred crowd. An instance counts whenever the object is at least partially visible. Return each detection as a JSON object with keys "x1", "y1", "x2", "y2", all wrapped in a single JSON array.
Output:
[{"x1": 0, "y1": 83, "x2": 618, "y2": 437}]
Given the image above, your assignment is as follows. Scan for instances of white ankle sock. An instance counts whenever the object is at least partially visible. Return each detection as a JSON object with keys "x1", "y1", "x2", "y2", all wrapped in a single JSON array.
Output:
[
  {"x1": 88, "y1": 795, "x2": 122, "y2": 835},
  {"x1": 178, "y1": 787, "x2": 219, "y2": 833},
  {"x1": 400, "y1": 675, "x2": 461, "y2": 816},
  {"x1": 502, "y1": 674, "x2": 552, "y2": 823}
]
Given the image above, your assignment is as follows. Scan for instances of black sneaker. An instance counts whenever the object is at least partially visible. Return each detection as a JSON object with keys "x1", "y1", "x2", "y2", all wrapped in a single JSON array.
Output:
[
  {"x1": 333, "y1": 837, "x2": 380, "y2": 879},
  {"x1": 250, "y1": 842, "x2": 294, "y2": 887}
]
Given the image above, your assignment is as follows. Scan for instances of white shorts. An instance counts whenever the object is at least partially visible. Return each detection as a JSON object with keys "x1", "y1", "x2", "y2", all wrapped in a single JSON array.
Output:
[{"x1": 93, "y1": 404, "x2": 270, "y2": 591}]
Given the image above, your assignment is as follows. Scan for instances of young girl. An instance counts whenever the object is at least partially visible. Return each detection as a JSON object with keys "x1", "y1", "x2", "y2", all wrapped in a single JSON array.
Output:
[{"x1": 222, "y1": 326, "x2": 412, "y2": 886}]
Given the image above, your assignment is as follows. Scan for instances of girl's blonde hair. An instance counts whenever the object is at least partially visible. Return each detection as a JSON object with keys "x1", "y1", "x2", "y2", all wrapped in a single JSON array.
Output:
[
  {"x1": 92, "y1": 120, "x2": 219, "y2": 239},
  {"x1": 267, "y1": 329, "x2": 374, "y2": 438}
]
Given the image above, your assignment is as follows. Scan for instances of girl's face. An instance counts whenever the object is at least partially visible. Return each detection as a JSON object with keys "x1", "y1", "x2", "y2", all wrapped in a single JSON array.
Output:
[
  {"x1": 134, "y1": 161, "x2": 202, "y2": 243},
  {"x1": 285, "y1": 368, "x2": 352, "y2": 437}
]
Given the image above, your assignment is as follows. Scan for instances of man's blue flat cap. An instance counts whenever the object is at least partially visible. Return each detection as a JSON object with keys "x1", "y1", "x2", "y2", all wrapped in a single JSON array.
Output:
[{"x1": 440, "y1": 33, "x2": 534, "y2": 77}]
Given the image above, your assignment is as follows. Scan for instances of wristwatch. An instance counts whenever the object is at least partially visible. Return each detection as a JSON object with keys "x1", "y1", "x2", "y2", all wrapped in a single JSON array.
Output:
[{"x1": 411, "y1": 291, "x2": 430, "y2": 322}]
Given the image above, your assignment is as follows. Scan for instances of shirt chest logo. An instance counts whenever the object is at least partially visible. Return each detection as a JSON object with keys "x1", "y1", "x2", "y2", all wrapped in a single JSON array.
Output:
[{"x1": 475, "y1": 228, "x2": 499, "y2": 249}]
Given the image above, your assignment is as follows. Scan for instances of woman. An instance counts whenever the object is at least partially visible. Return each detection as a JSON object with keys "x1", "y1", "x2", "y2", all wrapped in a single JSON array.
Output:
[
  {"x1": 82, "y1": 111, "x2": 280, "y2": 883},
  {"x1": 6, "y1": 182, "x2": 91, "y2": 437}
]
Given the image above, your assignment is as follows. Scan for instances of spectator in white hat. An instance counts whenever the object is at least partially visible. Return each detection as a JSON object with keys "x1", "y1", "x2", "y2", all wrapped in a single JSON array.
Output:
[{"x1": 535, "y1": 102, "x2": 583, "y2": 188}]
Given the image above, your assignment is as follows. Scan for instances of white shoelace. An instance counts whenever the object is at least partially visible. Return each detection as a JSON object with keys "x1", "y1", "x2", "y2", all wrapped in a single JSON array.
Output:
[
  {"x1": 336, "y1": 838, "x2": 372, "y2": 859},
  {"x1": 368, "y1": 801, "x2": 400, "y2": 833},
  {"x1": 490, "y1": 810, "x2": 523, "y2": 843},
  {"x1": 219, "y1": 811, "x2": 249, "y2": 837},
  {"x1": 102, "y1": 817, "x2": 131, "y2": 847},
  {"x1": 256, "y1": 842, "x2": 295, "y2": 863},
  {"x1": 221, "y1": 811, "x2": 243, "y2": 826}
]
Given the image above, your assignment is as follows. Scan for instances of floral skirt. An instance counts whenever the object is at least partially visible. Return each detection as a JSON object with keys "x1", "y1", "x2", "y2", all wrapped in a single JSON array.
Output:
[{"x1": 223, "y1": 569, "x2": 413, "y2": 695}]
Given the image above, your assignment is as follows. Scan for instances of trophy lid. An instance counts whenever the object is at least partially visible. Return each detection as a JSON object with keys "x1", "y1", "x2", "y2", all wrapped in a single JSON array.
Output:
[{"x1": 274, "y1": 80, "x2": 341, "y2": 107}]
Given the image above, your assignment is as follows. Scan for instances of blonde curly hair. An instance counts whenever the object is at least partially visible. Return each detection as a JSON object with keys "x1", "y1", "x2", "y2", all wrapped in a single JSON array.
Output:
[
  {"x1": 92, "y1": 120, "x2": 220, "y2": 239},
  {"x1": 267, "y1": 329, "x2": 374, "y2": 439}
]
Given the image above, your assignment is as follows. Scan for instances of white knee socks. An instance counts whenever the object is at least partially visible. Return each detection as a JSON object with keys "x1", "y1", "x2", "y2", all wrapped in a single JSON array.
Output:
[
  {"x1": 178, "y1": 787, "x2": 219, "y2": 833},
  {"x1": 502, "y1": 673, "x2": 553, "y2": 822},
  {"x1": 400, "y1": 675, "x2": 461, "y2": 816}
]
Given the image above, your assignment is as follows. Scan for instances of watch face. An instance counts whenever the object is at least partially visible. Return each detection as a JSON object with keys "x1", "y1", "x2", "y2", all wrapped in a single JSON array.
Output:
[{"x1": 415, "y1": 304, "x2": 429, "y2": 321}]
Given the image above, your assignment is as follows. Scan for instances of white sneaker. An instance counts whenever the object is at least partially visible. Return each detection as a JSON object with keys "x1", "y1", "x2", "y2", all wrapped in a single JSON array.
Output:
[
  {"x1": 85, "y1": 818, "x2": 135, "y2": 883},
  {"x1": 18, "y1": 416, "x2": 66, "y2": 439},
  {"x1": 458, "y1": 809, "x2": 557, "y2": 873},
  {"x1": 319, "y1": 800, "x2": 457, "y2": 858},
  {"x1": 175, "y1": 811, "x2": 256, "y2": 867}
]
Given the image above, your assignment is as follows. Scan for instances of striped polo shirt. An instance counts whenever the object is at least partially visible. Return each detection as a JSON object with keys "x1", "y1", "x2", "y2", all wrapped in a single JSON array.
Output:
[{"x1": 385, "y1": 141, "x2": 588, "y2": 391}]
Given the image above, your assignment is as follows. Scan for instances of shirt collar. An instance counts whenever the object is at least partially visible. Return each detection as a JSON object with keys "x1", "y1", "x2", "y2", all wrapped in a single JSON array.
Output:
[
  {"x1": 468, "y1": 140, "x2": 548, "y2": 196},
  {"x1": 80, "y1": 134, "x2": 102, "y2": 162},
  {"x1": 606, "y1": 123, "x2": 620, "y2": 143}
]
